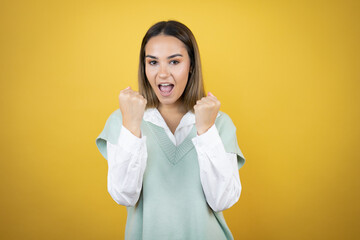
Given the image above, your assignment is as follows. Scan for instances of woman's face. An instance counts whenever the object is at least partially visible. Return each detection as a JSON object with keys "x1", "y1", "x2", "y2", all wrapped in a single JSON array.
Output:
[{"x1": 144, "y1": 35, "x2": 191, "y2": 108}]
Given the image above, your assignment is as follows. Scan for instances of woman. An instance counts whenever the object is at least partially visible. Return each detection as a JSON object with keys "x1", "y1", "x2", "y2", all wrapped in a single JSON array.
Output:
[{"x1": 96, "y1": 20, "x2": 246, "y2": 240}]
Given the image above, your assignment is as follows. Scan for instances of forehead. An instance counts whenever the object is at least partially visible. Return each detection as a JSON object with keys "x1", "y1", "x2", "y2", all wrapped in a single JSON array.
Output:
[{"x1": 145, "y1": 35, "x2": 187, "y2": 55}]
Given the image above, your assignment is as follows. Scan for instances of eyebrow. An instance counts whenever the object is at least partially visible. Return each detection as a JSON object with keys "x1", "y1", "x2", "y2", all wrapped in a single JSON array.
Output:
[{"x1": 145, "y1": 54, "x2": 183, "y2": 59}]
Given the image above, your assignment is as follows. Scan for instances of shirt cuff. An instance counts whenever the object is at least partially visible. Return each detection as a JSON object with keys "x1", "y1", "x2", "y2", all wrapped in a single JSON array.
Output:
[
  {"x1": 117, "y1": 125, "x2": 147, "y2": 153},
  {"x1": 191, "y1": 124, "x2": 223, "y2": 150}
]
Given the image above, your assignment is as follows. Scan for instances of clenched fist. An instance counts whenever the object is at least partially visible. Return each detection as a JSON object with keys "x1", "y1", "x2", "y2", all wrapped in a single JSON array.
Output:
[
  {"x1": 119, "y1": 86, "x2": 147, "y2": 138},
  {"x1": 194, "y1": 92, "x2": 221, "y2": 135}
]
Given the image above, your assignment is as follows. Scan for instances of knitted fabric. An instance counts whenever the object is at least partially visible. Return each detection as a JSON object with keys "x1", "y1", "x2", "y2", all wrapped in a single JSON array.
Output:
[{"x1": 96, "y1": 109, "x2": 245, "y2": 240}]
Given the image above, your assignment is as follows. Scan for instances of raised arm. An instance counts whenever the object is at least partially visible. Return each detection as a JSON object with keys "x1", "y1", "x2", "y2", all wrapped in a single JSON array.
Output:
[
  {"x1": 106, "y1": 125, "x2": 147, "y2": 206},
  {"x1": 192, "y1": 124, "x2": 241, "y2": 212}
]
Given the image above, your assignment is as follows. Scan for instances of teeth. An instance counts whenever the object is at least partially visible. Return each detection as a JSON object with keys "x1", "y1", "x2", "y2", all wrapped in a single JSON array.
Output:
[{"x1": 160, "y1": 83, "x2": 171, "y2": 86}]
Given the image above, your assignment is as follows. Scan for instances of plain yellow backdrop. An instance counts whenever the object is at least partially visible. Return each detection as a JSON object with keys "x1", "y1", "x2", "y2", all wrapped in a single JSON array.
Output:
[{"x1": 1, "y1": 0, "x2": 359, "y2": 239}]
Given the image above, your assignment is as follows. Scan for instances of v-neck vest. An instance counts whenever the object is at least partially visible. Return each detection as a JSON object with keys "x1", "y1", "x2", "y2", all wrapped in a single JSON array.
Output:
[
  {"x1": 96, "y1": 109, "x2": 246, "y2": 240},
  {"x1": 146, "y1": 121, "x2": 197, "y2": 165}
]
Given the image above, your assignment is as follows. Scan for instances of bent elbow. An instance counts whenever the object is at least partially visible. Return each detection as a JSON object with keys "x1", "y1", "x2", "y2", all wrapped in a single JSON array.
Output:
[
  {"x1": 209, "y1": 200, "x2": 230, "y2": 212},
  {"x1": 209, "y1": 182, "x2": 242, "y2": 212},
  {"x1": 209, "y1": 199, "x2": 234, "y2": 212},
  {"x1": 209, "y1": 203, "x2": 226, "y2": 213},
  {"x1": 107, "y1": 184, "x2": 140, "y2": 207}
]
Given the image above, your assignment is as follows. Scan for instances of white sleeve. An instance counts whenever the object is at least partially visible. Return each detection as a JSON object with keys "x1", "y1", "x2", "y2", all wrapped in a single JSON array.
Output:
[
  {"x1": 191, "y1": 124, "x2": 241, "y2": 212},
  {"x1": 106, "y1": 125, "x2": 148, "y2": 207}
]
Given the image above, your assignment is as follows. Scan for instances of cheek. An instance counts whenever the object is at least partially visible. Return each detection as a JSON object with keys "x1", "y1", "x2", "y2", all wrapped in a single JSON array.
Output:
[
  {"x1": 145, "y1": 68, "x2": 155, "y2": 81},
  {"x1": 176, "y1": 65, "x2": 190, "y2": 82}
]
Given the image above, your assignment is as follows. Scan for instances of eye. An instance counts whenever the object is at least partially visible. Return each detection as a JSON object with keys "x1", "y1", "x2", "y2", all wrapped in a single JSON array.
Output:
[
  {"x1": 170, "y1": 60, "x2": 179, "y2": 65},
  {"x1": 148, "y1": 60, "x2": 157, "y2": 65}
]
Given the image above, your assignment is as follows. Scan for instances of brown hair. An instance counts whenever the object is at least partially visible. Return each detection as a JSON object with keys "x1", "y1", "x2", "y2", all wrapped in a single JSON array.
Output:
[{"x1": 138, "y1": 20, "x2": 206, "y2": 113}]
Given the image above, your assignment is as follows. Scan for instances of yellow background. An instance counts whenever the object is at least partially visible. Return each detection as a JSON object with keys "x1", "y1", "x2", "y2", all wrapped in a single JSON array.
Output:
[{"x1": 1, "y1": 0, "x2": 359, "y2": 239}]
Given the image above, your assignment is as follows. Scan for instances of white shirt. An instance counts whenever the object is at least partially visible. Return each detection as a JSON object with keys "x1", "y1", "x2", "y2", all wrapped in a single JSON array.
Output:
[{"x1": 106, "y1": 108, "x2": 241, "y2": 212}]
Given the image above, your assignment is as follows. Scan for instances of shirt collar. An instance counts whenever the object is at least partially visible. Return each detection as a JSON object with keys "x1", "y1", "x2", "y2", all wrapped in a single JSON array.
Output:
[{"x1": 143, "y1": 107, "x2": 221, "y2": 130}]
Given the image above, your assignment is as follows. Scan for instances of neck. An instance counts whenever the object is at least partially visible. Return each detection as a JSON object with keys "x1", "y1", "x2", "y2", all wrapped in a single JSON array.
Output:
[{"x1": 158, "y1": 100, "x2": 187, "y2": 116}]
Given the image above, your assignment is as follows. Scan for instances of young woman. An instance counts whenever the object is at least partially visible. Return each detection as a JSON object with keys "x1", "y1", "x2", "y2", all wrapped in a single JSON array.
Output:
[{"x1": 96, "y1": 20, "x2": 246, "y2": 240}]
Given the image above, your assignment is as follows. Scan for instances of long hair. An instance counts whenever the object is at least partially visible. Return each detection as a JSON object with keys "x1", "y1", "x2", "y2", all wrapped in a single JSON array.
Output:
[{"x1": 138, "y1": 20, "x2": 206, "y2": 113}]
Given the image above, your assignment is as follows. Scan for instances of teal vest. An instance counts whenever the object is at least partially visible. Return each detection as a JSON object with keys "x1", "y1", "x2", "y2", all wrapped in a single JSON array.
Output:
[{"x1": 96, "y1": 109, "x2": 245, "y2": 240}]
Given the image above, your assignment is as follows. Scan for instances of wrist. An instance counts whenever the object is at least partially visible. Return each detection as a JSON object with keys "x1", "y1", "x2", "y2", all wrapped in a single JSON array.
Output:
[
  {"x1": 196, "y1": 126, "x2": 210, "y2": 135},
  {"x1": 123, "y1": 121, "x2": 141, "y2": 138},
  {"x1": 196, "y1": 122, "x2": 216, "y2": 136}
]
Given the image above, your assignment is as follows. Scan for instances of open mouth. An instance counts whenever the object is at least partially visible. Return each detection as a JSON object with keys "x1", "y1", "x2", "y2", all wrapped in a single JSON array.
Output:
[{"x1": 158, "y1": 83, "x2": 174, "y2": 96}]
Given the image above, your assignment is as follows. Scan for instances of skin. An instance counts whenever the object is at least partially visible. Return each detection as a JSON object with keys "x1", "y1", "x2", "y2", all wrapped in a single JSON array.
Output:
[
  {"x1": 144, "y1": 35, "x2": 190, "y2": 115},
  {"x1": 118, "y1": 35, "x2": 221, "y2": 137}
]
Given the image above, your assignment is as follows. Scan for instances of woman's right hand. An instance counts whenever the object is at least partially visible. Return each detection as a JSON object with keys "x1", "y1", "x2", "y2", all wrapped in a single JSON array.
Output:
[{"x1": 119, "y1": 86, "x2": 147, "y2": 138}]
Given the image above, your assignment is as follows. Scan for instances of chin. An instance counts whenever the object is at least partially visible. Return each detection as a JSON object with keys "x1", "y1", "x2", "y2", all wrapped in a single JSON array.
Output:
[
  {"x1": 158, "y1": 98, "x2": 176, "y2": 105},
  {"x1": 158, "y1": 95, "x2": 179, "y2": 105}
]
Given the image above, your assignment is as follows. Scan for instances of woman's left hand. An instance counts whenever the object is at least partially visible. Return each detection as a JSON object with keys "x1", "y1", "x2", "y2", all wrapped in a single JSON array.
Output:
[{"x1": 194, "y1": 92, "x2": 221, "y2": 135}]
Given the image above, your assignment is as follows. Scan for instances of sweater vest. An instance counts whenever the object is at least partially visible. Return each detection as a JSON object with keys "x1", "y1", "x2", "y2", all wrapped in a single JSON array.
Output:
[{"x1": 96, "y1": 109, "x2": 245, "y2": 240}]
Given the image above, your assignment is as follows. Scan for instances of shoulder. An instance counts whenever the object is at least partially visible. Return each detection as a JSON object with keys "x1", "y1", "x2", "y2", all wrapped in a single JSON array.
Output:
[
  {"x1": 111, "y1": 108, "x2": 122, "y2": 118},
  {"x1": 106, "y1": 108, "x2": 122, "y2": 122},
  {"x1": 217, "y1": 110, "x2": 231, "y2": 121},
  {"x1": 101, "y1": 109, "x2": 123, "y2": 133},
  {"x1": 97, "y1": 109, "x2": 123, "y2": 145},
  {"x1": 216, "y1": 110, "x2": 236, "y2": 128}
]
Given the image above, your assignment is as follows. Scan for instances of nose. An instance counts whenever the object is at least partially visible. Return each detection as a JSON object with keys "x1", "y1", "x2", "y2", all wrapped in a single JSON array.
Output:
[{"x1": 158, "y1": 63, "x2": 170, "y2": 78}]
